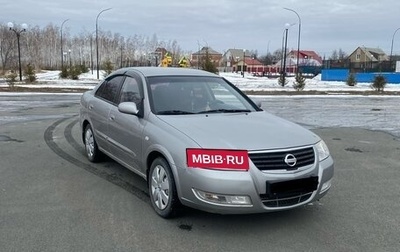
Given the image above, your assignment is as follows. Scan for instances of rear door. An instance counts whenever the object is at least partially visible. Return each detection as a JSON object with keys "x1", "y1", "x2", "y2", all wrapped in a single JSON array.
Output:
[{"x1": 89, "y1": 75, "x2": 125, "y2": 152}]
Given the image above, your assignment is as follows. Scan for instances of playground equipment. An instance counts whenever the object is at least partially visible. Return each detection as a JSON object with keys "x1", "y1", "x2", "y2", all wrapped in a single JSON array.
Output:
[{"x1": 161, "y1": 52, "x2": 189, "y2": 67}]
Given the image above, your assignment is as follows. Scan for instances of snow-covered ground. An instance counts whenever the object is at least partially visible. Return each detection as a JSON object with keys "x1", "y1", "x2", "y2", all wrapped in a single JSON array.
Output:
[
  {"x1": 221, "y1": 72, "x2": 400, "y2": 93},
  {"x1": 0, "y1": 70, "x2": 99, "y2": 90},
  {"x1": 1, "y1": 70, "x2": 400, "y2": 137},
  {"x1": 1, "y1": 69, "x2": 400, "y2": 93}
]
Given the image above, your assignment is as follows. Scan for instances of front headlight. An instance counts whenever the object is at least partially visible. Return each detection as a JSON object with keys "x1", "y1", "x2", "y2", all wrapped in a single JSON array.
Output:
[{"x1": 315, "y1": 140, "x2": 330, "y2": 161}]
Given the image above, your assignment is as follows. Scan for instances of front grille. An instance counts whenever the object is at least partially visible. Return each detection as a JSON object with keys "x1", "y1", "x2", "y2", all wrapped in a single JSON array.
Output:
[
  {"x1": 260, "y1": 176, "x2": 318, "y2": 208},
  {"x1": 260, "y1": 192, "x2": 313, "y2": 207},
  {"x1": 249, "y1": 147, "x2": 315, "y2": 171}
]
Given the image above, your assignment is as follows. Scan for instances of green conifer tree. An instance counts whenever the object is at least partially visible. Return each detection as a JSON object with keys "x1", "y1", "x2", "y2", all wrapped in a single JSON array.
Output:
[
  {"x1": 201, "y1": 49, "x2": 218, "y2": 74},
  {"x1": 346, "y1": 73, "x2": 357, "y2": 86},
  {"x1": 293, "y1": 73, "x2": 306, "y2": 91},
  {"x1": 371, "y1": 75, "x2": 386, "y2": 92},
  {"x1": 103, "y1": 60, "x2": 114, "y2": 78},
  {"x1": 24, "y1": 64, "x2": 37, "y2": 83}
]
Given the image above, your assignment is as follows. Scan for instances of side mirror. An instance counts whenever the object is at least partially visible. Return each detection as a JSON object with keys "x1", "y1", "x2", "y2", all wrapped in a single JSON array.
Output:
[
  {"x1": 118, "y1": 102, "x2": 139, "y2": 115},
  {"x1": 250, "y1": 97, "x2": 263, "y2": 108}
]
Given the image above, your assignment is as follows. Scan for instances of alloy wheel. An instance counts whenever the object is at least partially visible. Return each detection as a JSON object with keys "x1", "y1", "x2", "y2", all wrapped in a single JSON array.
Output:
[{"x1": 150, "y1": 164, "x2": 170, "y2": 210}]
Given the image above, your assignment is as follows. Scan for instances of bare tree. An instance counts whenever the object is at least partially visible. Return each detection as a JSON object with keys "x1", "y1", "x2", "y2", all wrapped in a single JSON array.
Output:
[
  {"x1": 0, "y1": 22, "x2": 187, "y2": 73},
  {"x1": 330, "y1": 49, "x2": 338, "y2": 60},
  {"x1": 0, "y1": 25, "x2": 15, "y2": 73},
  {"x1": 338, "y1": 48, "x2": 348, "y2": 60},
  {"x1": 330, "y1": 48, "x2": 348, "y2": 60}
]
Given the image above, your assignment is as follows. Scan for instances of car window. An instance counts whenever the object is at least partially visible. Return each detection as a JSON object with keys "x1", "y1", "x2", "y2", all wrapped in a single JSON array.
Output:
[
  {"x1": 118, "y1": 76, "x2": 142, "y2": 105},
  {"x1": 148, "y1": 76, "x2": 259, "y2": 114},
  {"x1": 209, "y1": 82, "x2": 247, "y2": 109},
  {"x1": 95, "y1": 75, "x2": 125, "y2": 104}
]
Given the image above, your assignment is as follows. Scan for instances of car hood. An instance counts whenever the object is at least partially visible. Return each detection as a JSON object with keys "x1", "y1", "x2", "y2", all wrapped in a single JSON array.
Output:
[{"x1": 157, "y1": 111, "x2": 320, "y2": 150}]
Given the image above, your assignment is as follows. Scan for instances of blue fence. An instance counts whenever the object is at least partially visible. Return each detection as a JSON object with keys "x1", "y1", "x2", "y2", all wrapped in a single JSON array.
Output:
[{"x1": 321, "y1": 69, "x2": 400, "y2": 84}]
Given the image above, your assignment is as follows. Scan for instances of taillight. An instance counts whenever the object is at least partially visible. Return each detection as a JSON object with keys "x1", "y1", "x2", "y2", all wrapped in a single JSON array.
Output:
[{"x1": 186, "y1": 148, "x2": 249, "y2": 171}]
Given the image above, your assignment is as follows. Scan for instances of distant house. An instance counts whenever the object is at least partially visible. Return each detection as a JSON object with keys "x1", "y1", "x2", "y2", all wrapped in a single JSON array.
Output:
[
  {"x1": 218, "y1": 49, "x2": 267, "y2": 74},
  {"x1": 347, "y1": 46, "x2": 389, "y2": 71},
  {"x1": 234, "y1": 58, "x2": 265, "y2": 74},
  {"x1": 219, "y1": 49, "x2": 249, "y2": 72},
  {"x1": 190, "y1": 47, "x2": 222, "y2": 69},
  {"x1": 273, "y1": 50, "x2": 323, "y2": 75},
  {"x1": 348, "y1": 47, "x2": 388, "y2": 63},
  {"x1": 289, "y1": 50, "x2": 323, "y2": 66},
  {"x1": 275, "y1": 50, "x2": 323, "y2": 67}
]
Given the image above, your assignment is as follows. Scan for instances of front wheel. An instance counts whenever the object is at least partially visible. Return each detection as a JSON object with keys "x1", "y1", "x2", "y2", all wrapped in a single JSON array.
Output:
[
  {"x1": 84, "y1": 124, "x2": 102, "y2": 162},
  {"x1": 149, "y1": 157, "x2": 180, "y2": 218}
]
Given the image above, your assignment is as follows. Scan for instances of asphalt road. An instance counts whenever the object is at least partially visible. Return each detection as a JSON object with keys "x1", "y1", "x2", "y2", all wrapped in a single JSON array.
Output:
[{"x1": 0, "y1": 94, "x2": 399, "y2": 252}]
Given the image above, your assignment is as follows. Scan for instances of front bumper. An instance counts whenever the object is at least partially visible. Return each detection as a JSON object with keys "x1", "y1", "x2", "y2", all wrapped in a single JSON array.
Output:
[{"x1": 176, "y1": 155, "x2": 334, "y2": 214}]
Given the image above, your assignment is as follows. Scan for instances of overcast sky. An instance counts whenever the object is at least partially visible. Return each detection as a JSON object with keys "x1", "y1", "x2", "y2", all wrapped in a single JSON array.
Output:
[{"x1": 3, "y1": 0, "x2": 400, "y2": 57}]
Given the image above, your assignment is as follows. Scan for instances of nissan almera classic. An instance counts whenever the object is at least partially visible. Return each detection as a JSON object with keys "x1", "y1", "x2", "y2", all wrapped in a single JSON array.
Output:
[{"x1": 79, "y1": 67, "x2": 334, "y2": 218}]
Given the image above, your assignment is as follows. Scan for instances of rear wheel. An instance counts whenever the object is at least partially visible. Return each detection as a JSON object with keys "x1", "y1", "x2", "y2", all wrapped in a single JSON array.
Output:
[
  {"x1": 149, "y1": 157, "x2": 179, "y2": 218},
  {"x1": 84, "y1": 124, "x2": 102, "y2": 162}
]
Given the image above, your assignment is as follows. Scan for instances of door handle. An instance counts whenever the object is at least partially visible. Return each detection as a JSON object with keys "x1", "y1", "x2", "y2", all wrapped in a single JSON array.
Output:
[
  {"x1": 110, "y1": 115, "x2": 115, "y2": 121},
  {"x1": 88, "y1": 104, "x2": 94, "y2": 110}
]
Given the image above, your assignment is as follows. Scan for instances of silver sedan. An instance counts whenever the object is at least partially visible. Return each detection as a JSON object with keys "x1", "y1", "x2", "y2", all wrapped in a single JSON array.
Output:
[{"x1": 79, "y1": 67, "x2": 334, "y2": 218}]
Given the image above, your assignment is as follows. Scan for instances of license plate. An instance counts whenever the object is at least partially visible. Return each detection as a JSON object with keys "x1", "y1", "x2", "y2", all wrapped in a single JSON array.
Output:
[{"x1": 266, "y1": 176, "x2": 319, "y2": 197}]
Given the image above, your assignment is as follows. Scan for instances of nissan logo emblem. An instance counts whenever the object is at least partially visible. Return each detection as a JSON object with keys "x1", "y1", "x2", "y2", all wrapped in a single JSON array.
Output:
[{"x1": 284, "y1": 154, "x2": 297, "y2": 167}]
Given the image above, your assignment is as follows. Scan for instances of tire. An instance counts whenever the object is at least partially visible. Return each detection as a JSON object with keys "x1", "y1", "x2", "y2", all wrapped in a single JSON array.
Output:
[
  {"x1": 84, "y1": 124, "x2": 102, "y2": 162},
  {"x1": 149, "y1": 157, "x2": 180, "y2": 218}
]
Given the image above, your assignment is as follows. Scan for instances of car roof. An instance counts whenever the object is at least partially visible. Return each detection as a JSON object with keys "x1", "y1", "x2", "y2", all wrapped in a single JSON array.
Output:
[{"x1": 113, "y1": 67, "x2": 220, "y2": 78}]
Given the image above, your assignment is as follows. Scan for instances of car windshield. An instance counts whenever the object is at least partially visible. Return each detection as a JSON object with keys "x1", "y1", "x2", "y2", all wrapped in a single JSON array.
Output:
[{"x1": 148, "y1": 76, "x2": 260, "y2": 115}]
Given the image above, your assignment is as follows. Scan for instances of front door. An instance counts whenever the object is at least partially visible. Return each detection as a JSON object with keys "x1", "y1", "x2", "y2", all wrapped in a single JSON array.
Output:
[{"x1": 107, "y1": 76, "x2": 145, "y2": 176}]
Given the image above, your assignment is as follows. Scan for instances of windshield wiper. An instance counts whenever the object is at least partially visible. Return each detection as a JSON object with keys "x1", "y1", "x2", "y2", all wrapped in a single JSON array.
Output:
[
  {"x1": 157, "y1": 110, "x2": 195, "y2": 115},
  {"x1": 197, "y1": 109, "x2": 251, "y2": 114}
]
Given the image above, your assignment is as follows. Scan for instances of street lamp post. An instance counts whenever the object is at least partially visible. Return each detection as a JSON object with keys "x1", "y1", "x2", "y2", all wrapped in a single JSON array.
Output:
[
  {"x1": 281, "y1": 29, "x2": 285, "y2": 73},
  {"x1": 68, "y1": 49, "x2": 72, "y2": 68},
  {"x1": 196, "y1": 40, "x2": 201, "y2": 69},
  {"x1": 60, "y1": 19, "x2": 69, "y2": 70},
  {"x1": 88, "y1": 31, "x2": 96, "y2": 74},
  {"x1": 251, "y1": 56, "x2": 255, "y2": 75},
  {"x1": 284, "y1": 7, "x2": 301, "y2": 75},
  {"x1": 363, "y1": 45, "x2": 367, "y2": 72},
  {"x1": 120, "y1": 45, "x2": 123, "y2": 68},
  {"x1": 242, "y1": 49, "x2": 245, "y2": 77},
  {"x1": 96, "y1": 7, "x2": 112, "y2": 79},
  {"x1": 282, "y1": 23, "x2": 290, "y2": 86},
  {"x1": 7, "y1": 22, "x2": 28, "y2": 81},
  {"x1": 390, "y1": 28, "x2": 400, "y2": 71},
  {"x1": 90, "y1": 34, "x2": 93, "y2": 74}
]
